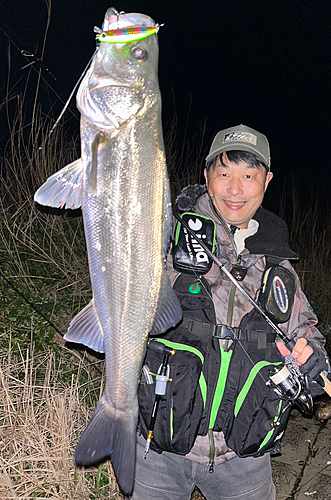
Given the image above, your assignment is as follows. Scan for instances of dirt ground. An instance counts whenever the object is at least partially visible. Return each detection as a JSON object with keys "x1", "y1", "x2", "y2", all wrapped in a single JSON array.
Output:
[{"x1": 190, "y1": 406, "x2": 331, "y2": 500}]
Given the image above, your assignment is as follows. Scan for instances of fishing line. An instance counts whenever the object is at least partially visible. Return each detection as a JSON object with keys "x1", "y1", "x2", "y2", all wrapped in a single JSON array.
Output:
[
  {"x1": 173, "y1": 210, "x2": 331, "y2": 401},
  {"x1": 0, "y1": 26, "x2": 79, "y2": 125},
  {"x1": 38, "y1": 47, "x2": 98, "y2": 150},
  {"x1": 173, "y1": 215, "x2": 269, "y2": 384},
  {"x1": 0, "y1": 268, "x2": 103, "y2": 375}
]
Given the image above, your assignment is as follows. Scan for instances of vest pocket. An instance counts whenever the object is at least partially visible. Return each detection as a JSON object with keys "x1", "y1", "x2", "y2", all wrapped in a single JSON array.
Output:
[
  {"x1": 218, "y1": 341, "x2": 292, "y2": 457},
  {"x1": 138, "y1": 341, "x2": 206, "y2": 455}
]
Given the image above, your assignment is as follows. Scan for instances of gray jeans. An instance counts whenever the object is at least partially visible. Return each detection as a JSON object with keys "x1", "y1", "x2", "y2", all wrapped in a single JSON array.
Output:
[{"x1": 130, "y1": 434, "x2": 276, "y2": 500}]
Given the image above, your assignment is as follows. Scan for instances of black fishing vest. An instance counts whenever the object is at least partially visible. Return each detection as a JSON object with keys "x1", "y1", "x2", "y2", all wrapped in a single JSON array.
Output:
[{"x1": 138, "y1": 272, "x2": 292, "y2": 458}]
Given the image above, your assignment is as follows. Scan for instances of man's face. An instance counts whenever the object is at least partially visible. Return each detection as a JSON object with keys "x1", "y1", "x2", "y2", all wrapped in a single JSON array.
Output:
[{"x1": 204, "y1": 154, "x2": 273, "y2": 229}]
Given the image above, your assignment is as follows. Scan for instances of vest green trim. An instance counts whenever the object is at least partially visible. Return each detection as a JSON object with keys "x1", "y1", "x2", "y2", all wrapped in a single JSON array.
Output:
[
  {"x1": 258, "y1": 400, "x2": 283, "y2": 451},
  {"x1": 199, "y1": 372, "x2": 207, "y2": 407},
  {"x1": 234, "y1": 361, "x2": 283, "y2": 417},
  {"x1": 151, "y1": 338, "x2": 204, "y2": 363},
  {"x1": 209, "y1": 347, "x2": 233, "y2": 429},
  {"x1": 151, "y1": 338, "x2": 207, "y2": 407}
]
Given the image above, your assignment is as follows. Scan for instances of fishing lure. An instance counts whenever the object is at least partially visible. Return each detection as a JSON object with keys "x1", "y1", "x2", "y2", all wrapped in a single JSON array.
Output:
[{"x1": 97, "y1": 26, "x2": 160, "y2": 44}]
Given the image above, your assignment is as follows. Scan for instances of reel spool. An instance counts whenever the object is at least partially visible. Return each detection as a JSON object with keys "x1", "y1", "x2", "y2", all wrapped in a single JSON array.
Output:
[{"x1": 268, "y1": 364, "x2": 313, "y2": 416}]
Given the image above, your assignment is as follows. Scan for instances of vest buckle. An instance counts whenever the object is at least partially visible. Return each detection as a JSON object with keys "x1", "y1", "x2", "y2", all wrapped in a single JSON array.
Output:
[{"x1": 212, "y1": 324, "x2": 234, "y2": 339}]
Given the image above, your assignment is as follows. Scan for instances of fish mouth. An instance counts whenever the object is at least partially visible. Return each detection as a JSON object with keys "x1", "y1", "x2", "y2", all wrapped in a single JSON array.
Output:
[
  {"x1": 90, "y1": 72, "x2": 131, "y2": 90},
  {"x1": 93, "y1": 80, "x2": 130, "y2": 90}
]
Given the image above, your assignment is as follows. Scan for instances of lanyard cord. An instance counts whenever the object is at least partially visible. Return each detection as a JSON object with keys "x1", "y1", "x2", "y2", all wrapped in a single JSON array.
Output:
[
  {"x1": 173, "y1": 213, "x2": 270, "y2": 384},
  {"x1": 173, "y1": 211, "x2": 290, "y2": 343},
  {"x1": 0, "y1": 25, "x2": 78, "y2": 122},
  {"x1": 172, "y1": 210, "x2": 331, "y2": 398}
]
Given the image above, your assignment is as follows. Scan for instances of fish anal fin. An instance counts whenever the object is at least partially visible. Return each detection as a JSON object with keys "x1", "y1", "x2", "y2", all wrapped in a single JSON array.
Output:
[
  {"x1": 75, "y1": 397, "x2": 137, "y2": 497},
  {"x1": 64, "y1": 300, "x2": 104, "y2": 353},
  {"x1": 151, "y1": 271, "x2": 182, "y2": 334},
  {"x1": 34, "y1": 158, "x2": 83, "y2": 209}
]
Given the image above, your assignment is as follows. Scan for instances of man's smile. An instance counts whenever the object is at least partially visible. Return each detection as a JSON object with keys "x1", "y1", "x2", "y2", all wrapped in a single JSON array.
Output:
[{"x1": 222, "y1": 200, "x2": 247, "y2": 209}]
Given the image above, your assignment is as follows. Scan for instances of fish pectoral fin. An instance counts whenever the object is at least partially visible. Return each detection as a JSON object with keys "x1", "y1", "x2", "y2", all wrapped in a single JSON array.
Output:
[
  {"x1": 64, "y1": 299, "x2": 104, "y2": 353},
  {"x1": 151, "y1": 271, "x2": 182, "y2": 334},
  {"x1": 75, "y1": 397, "x2": 137, "y2": 497},
  {"x1": 34, "y1": 158, "x2": 83, "y2": 209}
]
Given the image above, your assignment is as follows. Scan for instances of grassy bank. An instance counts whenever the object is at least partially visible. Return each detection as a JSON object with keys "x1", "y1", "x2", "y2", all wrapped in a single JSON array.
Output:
[
  {"x1": 0, "y1": 345, "x2": 123, "y2": 499},
  {"x1": 0, "y1": 83, "x2": 330, "y2": 499}
]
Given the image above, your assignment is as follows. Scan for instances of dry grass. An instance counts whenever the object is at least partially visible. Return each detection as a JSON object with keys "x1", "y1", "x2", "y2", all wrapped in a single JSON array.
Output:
[
  {"x1": 164, "y1": 106, "x2": 207, "y2": 203},
  {"x1": 0, "y1": 343, "x2": 123, "y2": 499},
  {"x1": 0, "y1": 21, "x2": 330, "y2": 498},
  {"x1": 0, "y1": 87, "x2": 90, "y2": 345},
  {"x1": 279, "y1": 182, "x2": 331, "y2": 334},
  {"x1": 0, "y1": 201, "x2": 90, "y2": 338}
]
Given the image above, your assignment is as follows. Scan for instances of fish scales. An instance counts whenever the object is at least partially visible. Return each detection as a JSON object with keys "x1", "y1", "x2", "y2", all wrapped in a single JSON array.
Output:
[
  {"x1": 85, "y1": 120, "x2": 167, "y2": 412},
  {"x1": 34, "y1": 8, "x2": 181, "y2": 496}
]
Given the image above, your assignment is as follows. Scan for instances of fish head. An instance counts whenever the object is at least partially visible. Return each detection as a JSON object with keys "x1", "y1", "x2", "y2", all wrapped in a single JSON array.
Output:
[{"x1": 77, "y1": 8, "x2": 160, "y2": 137}]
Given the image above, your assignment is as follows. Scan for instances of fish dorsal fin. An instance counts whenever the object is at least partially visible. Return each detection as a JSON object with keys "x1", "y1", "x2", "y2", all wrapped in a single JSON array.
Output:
[
  {"x1": 151, "y1": 271, "x2": 182, "y2": 334},
  {"x1": 34, "y1": 158, "x2": 83, "y2": 209},
  {"x1": 64, "y1": 299, "x2": 104, "y2": 353}
]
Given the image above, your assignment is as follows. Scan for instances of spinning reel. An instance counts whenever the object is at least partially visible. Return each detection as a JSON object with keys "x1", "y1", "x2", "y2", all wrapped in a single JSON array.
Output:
[{"x1": 268, "y1": 362, "x2": 313, "y2": 416}]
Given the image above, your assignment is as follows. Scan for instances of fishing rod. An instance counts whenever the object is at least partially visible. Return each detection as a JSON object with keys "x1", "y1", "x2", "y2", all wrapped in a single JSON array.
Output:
[
  {"x1": 173, "y1": 211, "x2": 331, "y2": 398},
  {"x1": 0, "y1": 268, "x2": 103, "y2": 375}
]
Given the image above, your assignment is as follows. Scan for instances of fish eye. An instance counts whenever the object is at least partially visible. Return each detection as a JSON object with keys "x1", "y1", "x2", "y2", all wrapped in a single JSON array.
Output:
[{"x1": 130, "y1": 46, "x2": 148, "y2": 61}]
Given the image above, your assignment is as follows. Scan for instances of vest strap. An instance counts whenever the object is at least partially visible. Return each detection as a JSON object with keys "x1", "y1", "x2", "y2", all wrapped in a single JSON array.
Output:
[{"x1": 181, "y1": 317, "x2": 276, "y2": 349}]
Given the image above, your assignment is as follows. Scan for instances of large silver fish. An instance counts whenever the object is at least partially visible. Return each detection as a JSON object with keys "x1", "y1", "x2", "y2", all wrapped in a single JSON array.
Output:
[{"x1": 34, "y1": 8, "x2": 182, "y2": 496}]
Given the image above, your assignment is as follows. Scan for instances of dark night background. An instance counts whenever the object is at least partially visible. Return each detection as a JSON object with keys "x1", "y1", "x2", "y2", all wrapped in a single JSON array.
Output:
[{"x1": 1, "y1": 0, "x2": 331, "y2": 199}]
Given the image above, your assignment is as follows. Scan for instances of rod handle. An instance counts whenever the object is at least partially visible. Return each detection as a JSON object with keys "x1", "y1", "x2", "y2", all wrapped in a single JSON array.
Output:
[
  {"x1": 284, "y1": 339, "x2": 296, "y2": 350},
  {"x1": 317, "y1": 373, "x2": 331, "y2": 397}
]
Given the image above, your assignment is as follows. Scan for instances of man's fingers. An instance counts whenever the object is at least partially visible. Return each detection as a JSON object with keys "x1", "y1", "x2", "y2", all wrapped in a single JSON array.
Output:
[
  {"x1": 276, "y1": 342, "x2": 290, "y2": 357},
  {"x1": 277, "y1": 338, "x2": 313, "y2": 366}
]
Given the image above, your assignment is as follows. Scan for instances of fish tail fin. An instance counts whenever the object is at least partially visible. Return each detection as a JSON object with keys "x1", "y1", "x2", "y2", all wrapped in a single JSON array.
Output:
[{"x1": 75, "y1": 397, "x2": 137, "y2": 496}]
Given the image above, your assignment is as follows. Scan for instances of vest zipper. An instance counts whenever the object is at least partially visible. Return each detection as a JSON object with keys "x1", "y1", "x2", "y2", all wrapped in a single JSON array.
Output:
[{"x1": 208, "y1": 429, "x2": 215, "y2": 473}]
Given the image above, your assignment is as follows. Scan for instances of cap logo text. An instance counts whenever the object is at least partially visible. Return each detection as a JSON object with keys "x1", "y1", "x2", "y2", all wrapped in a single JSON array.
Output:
[{"x1": 223, "y1": 131, "x2": 257, "y2": 145}]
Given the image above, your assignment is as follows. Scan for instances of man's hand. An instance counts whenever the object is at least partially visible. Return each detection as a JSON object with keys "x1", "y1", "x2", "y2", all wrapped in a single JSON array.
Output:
[
  {"x1": 277, "y1": 337, "x2": 328, "y2": 382},
  {"x1": 276, "y1": 337, "x2": 313, "y2": 366}
]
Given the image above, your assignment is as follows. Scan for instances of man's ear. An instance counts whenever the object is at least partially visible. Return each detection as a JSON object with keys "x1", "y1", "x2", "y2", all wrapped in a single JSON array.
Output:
[{"x1": 264, "y1": 171, "x2": 273, "y2": 192}]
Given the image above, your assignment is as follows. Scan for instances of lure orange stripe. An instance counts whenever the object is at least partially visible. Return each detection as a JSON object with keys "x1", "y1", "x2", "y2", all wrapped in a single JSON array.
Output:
[{"x1": 97, "y1": 26, "x2": 159, "y2": 44}]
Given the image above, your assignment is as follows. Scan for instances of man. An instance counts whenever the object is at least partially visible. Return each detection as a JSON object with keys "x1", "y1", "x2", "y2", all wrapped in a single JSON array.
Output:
[{"x1": 132, "y1": 125, "x2": 329, "y2": 499}]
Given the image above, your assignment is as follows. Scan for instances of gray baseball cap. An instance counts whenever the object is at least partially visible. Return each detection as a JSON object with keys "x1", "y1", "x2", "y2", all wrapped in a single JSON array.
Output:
[{"x1": 205, "y1": 124, "x2": 271, "y2": 170}]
